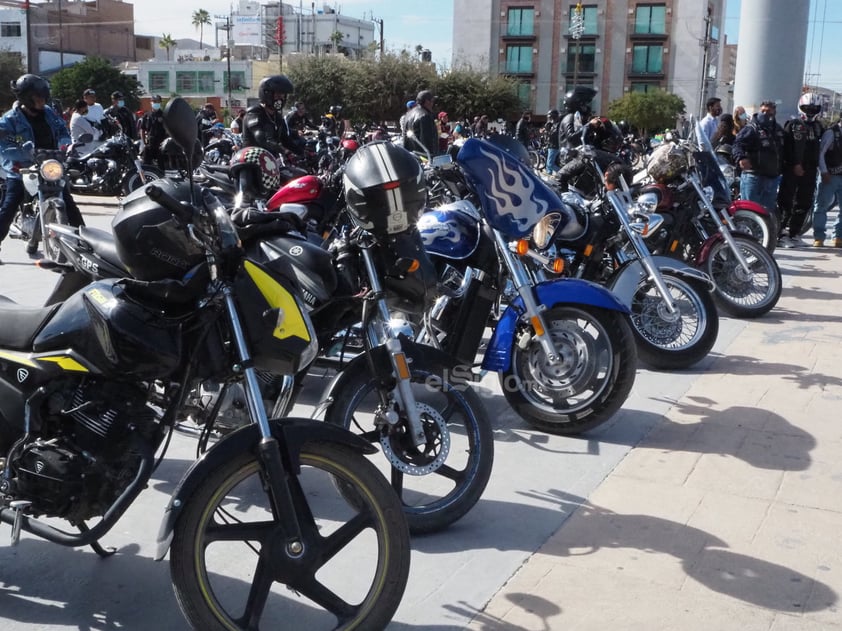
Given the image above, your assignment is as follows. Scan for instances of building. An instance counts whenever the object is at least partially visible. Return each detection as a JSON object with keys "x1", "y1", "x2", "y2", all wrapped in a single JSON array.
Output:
[
  {"x1": 0, "y1": 6, "x2": 28, "y2": 70},
  {"x1": 452, "y1": 0, "x2": 727, "y2": 119}
]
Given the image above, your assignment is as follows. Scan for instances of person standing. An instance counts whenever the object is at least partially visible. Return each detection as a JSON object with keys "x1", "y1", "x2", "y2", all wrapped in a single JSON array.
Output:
[
  {"x1": 69, "y1": 98, "x2": 102, "y2": 143},
  {"x1": 700, "y1": 97, "x2": 723, "y2": 140},
  {"x1": 545, "y1": 109, "x2": 561, "y2": 175},
  {"x1": 399, "y1": 100, "x2": 415, "y2": 143},
  {"x1": 436, "y1": 110, "x2": 451, "y2": 153},
  {"x1": 732, "y1": 100, "x2": 785, "y2": 222},
  {"x1": 140, "y1": 94, "x2": 168, "y2": 168},
  {"x1": 733, "y1": 105, "x2": 748, "y2": 134},
  {"x1": 0, "y1": 74, "x2": 84, "y2": 260},
  {"x1": 404, "y1": 90, "x2": 438, "y2": 157},
  {"x1": 515, "y1": 111, "x2": 532, "y2": 147},
  {"x1": 811, "y1": 118, "x2": 842, "y2": 247},
  {"x1": 82, "y1": 88, "x2": 105, "y2": 128},
  {"x1": 105, "y1": 91, "x2": 136, "y2": 140},
  {"x1": 777, "y1": 92, "x2": 824, "y2": 247}
]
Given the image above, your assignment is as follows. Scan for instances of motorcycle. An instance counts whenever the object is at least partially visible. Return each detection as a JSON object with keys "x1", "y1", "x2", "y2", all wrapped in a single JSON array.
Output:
[
  {"x1": 636, "y1": 120, "x2": 782, "y2": 318},
  {"x1": 202, "y1": 125, "x2": 242, "y2": 165},
  {"x1": 416, "y1": 137, "x2": 638, "y2": 435},
  {"x1": 0, "y1": 98, "x2": 411, "y2": 630},
  {"x1": 66, "y1": 129, "x2": 162, "y2": 196},
  {"x1": 6, "y1": 143, "x2": 74, "y2": 262},
  {"x1": 528, "y1": 151, "x2": 719, "y2": 370}
]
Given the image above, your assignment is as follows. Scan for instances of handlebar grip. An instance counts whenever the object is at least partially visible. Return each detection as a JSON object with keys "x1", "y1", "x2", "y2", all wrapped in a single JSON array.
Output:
[{"x1": 145, "y1": 183, "x2": 193, "y2": 223}]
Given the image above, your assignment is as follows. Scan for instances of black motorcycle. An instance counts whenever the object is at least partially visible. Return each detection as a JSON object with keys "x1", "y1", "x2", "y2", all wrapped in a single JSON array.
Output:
[
  {"x1": 66, "y1": 130, "x2": 162, "y2": 196},
  {"x1": 0, "y1": 98, "x2": 411, "y2": 630}
]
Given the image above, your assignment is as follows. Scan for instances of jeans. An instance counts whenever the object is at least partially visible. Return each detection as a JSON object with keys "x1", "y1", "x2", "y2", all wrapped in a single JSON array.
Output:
[
  {"x1": 546, "y1": 147, "x2": 560, "y2": 174},
  {"x1": 812, "y1": 173, "x2": 842, "y2": 241},
  {"x1": 740, "y1": 172, "x2": 779, "y2": 218}
]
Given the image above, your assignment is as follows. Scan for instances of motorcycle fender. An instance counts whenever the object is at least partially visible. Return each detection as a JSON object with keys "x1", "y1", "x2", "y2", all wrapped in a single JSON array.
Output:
[
  {"x1": 728, "y1": 199, "x2": 770, "y2": 217},
  {"x1": 319, "y1": 338, "x2": 472, "y2": 406},
  {"x1": 608, "y1": 257, "x2": 714, "y2": 304},
  {"x1": 695, "y1": 234, "x2": 726, "y2": 265},
  {"x1": 154, "y1": 417, "x2": 376, "y2": 560},
  {"x1": 481, "y1": 279, "x2": 630, "y2": 373}
]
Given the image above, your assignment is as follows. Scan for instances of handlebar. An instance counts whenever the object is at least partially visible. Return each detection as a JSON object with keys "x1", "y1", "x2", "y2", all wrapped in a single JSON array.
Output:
[{"x1": 145, "y1": 183, "x2": 194, "y2": 223}]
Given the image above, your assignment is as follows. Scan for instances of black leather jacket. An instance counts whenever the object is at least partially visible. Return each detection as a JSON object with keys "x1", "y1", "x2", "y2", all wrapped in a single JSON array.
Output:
[
  {"x1": 404, "y1": 105, "x2": 438, "y2": 156},
  {"x1": 242, "y1": 105, "x2": 300, "y2": 155}
]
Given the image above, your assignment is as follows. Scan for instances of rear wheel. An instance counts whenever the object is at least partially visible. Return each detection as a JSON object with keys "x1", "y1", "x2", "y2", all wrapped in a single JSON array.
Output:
[
  {"x1": 731, "y1": 209, "x2": 776, "y2": 253},
  {"x1": 170, "y1": 442, "x2": 410, "y2": 631},
  {"x1": 502, "y1": 306, "x2": 637, "y2": 435},
  {"x1": 704, "y1": 235, "x2": 782, "y2": 318}
]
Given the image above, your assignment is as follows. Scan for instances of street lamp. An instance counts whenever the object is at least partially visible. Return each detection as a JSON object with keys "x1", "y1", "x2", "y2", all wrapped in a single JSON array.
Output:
[
  {"x1": 569, "y1": 3, "x2": 585, "y2": 88},
  {"x1": 215, "y1": 14, "x2": 232, "y2": 109}
]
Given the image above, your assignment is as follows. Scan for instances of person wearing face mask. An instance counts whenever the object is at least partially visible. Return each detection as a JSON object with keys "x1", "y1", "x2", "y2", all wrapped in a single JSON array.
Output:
[
  {"x1": 776, "y1": 92, "x2": 825, "y2": 247},
  {"x1": 105, "y1": 90, "x2": 136, "y2": 140},
  {"x1": 69, "y1": 98, "x2": 102, "y2": 143},
  {"x1": 732, "y1": 100, "x2": 786, "y2": 222},
  {"x1": 733, "y1": 105, "x2": 748, "y2": 133},
  {"x1": 0, "y1": 74, "x2": 84, "y2": 261},
  {"x1": 140, "y1": 94, "x2": 168, "y2": 168},
  {"x1": 242, "y1": 75, "x2": 301, "y2": 157}
]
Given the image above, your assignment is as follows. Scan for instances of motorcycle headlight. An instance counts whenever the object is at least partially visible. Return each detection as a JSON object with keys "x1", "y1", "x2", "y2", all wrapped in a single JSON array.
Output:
[{"x1": 40, "y1": 159, "x2": 65, "y2": 182}]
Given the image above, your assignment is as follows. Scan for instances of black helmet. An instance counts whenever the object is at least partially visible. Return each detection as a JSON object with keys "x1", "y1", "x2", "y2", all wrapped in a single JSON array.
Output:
[
  {"x1": 258, "y1": 75, "x2": 293, "y2": 110},
  {"x1": 11, "y1": 74, "x2": 50, "y2": 109},
  {"x1": 343, "y1": 141, "x2": 426, "y2": 235},
  {"x1": 563, "y1": 86, "x2": 596, "y2": 114},
  {"x1": 329, "y1": 104, "x2": 342, "y2": 116},
  {"x1": 547, "y1": 109, "x2": 560, "y2": 120},
  {"x1": 617, "y1": 120, "x2": 631, "y2": 136}
]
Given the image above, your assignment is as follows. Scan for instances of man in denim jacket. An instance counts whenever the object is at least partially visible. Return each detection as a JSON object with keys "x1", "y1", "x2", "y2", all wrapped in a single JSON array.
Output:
[{"x1": 0, "y1": 74, "x2": 83, "y2": 260}]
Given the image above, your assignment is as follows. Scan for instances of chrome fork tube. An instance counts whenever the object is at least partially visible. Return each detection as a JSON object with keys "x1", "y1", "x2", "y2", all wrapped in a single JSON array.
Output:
[
  {"x1": 688, "y1": 174, "x2": 752, "y2": 273},
  {"x1": 492, "y1": 229, "x2": 559, "y2": 364}
]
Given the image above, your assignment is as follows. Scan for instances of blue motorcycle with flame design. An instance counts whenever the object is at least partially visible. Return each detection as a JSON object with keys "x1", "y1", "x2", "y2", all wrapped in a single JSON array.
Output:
[{"x1": 417, "y1": 138, "x2": 637, "y2": 435}]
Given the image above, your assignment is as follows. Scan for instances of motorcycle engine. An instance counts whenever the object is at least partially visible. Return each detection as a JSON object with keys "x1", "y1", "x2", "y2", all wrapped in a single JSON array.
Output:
[{"x1": 7, "y1": 380, "x2": 158, "y2": 522}]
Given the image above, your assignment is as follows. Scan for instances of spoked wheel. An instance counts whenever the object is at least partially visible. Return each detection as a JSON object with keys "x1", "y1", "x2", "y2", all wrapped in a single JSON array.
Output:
[
  {"x1": 502, "y1": 306, "x2": 637, "y2": 435},
  {"x1": 324, "y1": 359, "x2": 493, "y2": 534},
  {"x1": 170, "y1": 442, "x2": 411, "y2": 630},
  {"x1": 704, "y1": 235, "x2": 782, "y2": 318},
  {"x1": 628, "y1": 273, "x2": 719, "y2": 370},
  {"x1": 40, "y1": 201, "x2": 67, "y2": 263},
  {"x1": 731, "y1": 210, "x2": 776, "y2": 253}
]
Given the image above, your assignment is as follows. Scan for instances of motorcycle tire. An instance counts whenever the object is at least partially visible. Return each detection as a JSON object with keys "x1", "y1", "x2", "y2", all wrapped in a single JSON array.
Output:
[
  {"x1": 170, "y1": 442, "x2": 410, "y2": 630},
  {"x1": 323, "y1": 358, "x2": 493, "y2": 534},
  {"x1": 121, "y1": 166, "x2": 163, "y2": 195},
  {"x1": 39, "y1": 200, "x2": 68, "y2": 263},
  {"x1": 628, "y1": 273, "x2": 719, "y2": 370},
  {"x1": 703, "y1": 234, "x2": 782, "y2": 318},
  {"x1": 501, "y1": 305, "x2": 637, "y2": 435},
  {"x1": 731, "y1": 209, "x2": 777, "y2": 254}
]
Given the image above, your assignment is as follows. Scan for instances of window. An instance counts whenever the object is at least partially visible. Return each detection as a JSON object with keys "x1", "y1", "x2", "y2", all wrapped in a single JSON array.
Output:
[
  {"x1": 148, "y1": 71, "x2": 169, "y2": 93},
  {"x1": 566, "y1": 43, "x2": 596, "y2": 74},
  {"x1": 223, "y1": 71, "x2": 246, "y2": 91},
  {"x1": 631, "y1": 45, "x2": 663, "y2": 74},
  {"x1": 569, "y1": 4, "x2": 598, "y2": 36},
  {"x1": 1, "y1": 22, "x2": 21, "y2": 38},
  {"x1": 630, "y1": 82, "x2": 659, "y2": 93},
  {"x1": 197, "y1": 71, "x2": 215, "y2": 93},
  {"x1": 507, "y1": 7, "x2": 535, "y2": 36},
  {"x1": 634, "y1": 4, "x2": 666, "y2": 34},
  {"x1": 517, "y1": 82, "x2": 531, "y2": 107},
  {"x1": 506, "y1": 46, "x2": 533, "y2": 74},
  {"x1": 175, "y1": 71, "x2": 197, "y2": 92}
]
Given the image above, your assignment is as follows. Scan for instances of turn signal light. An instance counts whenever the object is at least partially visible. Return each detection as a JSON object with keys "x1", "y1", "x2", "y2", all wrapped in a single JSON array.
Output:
[
  {"x1": 552, "y1": 258, "x2": 564, "y2": 274},
  {"x1": 516, "y1": 239, "x2": 529, "y2": 256},
  {"x1": 530, "y1": 315, "x2": 545, "y2": 336},
  {"x1": 407, "y1": 259, "x2": 420, "y2": 273},
  {"x1": 583, "y1": 244, "x2": 594, "y2": 257},
  {"x1": 670, "y1": 240, "x2": 679, "y2": 252},
  {"x1": 394, "y1": 352, "x2": 411, "y2": 380}
]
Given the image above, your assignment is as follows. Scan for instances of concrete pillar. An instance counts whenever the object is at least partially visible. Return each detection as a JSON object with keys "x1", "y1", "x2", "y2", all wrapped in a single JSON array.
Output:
[{"x1": 732, "y1": 0, "x2": 809, "y2": 121}]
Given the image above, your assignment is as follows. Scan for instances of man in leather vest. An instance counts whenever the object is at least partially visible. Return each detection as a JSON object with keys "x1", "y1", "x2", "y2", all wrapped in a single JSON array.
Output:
[
  {"x1": 732, "y1": 100, "x2": 785, "y2": 222},
  {"x1": 812, "y1": 119, "x2": 842, "y2": 247},
  {"x1": 242, "y1": 75, "x2": 301, "y2": 157},
  {"x1": 404, "y1": 90, "x2": 438, "y2": 157}
]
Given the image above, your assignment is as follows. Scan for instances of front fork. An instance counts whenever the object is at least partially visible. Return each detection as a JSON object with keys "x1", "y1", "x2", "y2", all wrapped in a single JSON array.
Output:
[
  {"x1": 133, "y1": 157, "x2": 149, "y2": 184},
  {"x1": 359, "y1": 246, "x2": 428, "y2": 449},
  {"x1": 493, "y1": 229, "x2": 560, "y2": 364},
  {"x1": 32, "y1": 191, "x2": 66, "y2": 251},
  {"x1": 688, "y1": 174, "x2": 752, "y2": 274}
]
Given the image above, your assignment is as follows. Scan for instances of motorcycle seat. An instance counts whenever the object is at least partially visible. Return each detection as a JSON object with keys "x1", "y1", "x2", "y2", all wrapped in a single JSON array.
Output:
[
  {"x1": 79, "y1": 226, "x2": 129, "y2": 274},
  {"x1": 0, "y1": 296, "x2": 61, "y2": 350}
]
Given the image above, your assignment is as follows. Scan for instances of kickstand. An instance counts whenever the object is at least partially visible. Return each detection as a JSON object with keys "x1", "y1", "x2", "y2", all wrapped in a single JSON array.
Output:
[{"x1": 78, "y1": 523, "x2": 117, "y2": 558}]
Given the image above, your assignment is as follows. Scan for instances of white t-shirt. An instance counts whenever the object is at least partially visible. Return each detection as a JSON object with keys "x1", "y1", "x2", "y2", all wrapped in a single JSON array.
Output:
[
  {"x1": 85, "y1": 102, "x2": 105, "y2": 123},
  {"x1": 70, "y1": 111, "x2": 102, "y2": 143}
]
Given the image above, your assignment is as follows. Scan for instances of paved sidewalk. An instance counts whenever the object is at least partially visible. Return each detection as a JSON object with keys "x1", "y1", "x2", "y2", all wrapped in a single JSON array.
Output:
[{"x1": 469, "y1": 234, "x2": 842, "y2": 630}]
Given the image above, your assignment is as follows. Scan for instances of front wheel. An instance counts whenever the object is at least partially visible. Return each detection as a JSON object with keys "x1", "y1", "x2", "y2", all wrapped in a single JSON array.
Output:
[
  {"x1": 502, "y1": 306, "x2": 638, "y2": 435},
  {"x1": 628, "y1": 273, "x2": 719, "y2": 370},
  {"x1": 170, "y1": 442, "x2": 410, "y2": 630},
  {"x1": 323, "y1": 358, "x2": 494, "y2": 534},
  {"x1": 731, "y1": 209, "x2": 776, "y2": 253},
  {"x1": 40, "y1": 200, "x2": 68, "y2": 263},
  {"x1": 704, "y1": 235, "x2": 782, "y2": 318},
  {"x1": 122, "y1": 165, "x2": 163, "y2": 195}
]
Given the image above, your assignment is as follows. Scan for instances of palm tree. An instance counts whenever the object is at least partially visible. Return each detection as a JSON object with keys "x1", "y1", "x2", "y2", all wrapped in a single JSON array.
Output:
[
  {"x1": 192, "y1": 9, "x2": 211, "y2": 50},
  {"x1": 329, "y1": 30, "x2": 344, "y2": 53},
  {"x1": 159, "y1": 33, "x2": 177, "y2": 61}
]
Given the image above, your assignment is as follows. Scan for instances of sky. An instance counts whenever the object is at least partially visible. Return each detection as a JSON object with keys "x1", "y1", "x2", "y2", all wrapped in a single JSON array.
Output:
[{"x1": 132, "y1": 0, "x2": 455, "y2": 67}]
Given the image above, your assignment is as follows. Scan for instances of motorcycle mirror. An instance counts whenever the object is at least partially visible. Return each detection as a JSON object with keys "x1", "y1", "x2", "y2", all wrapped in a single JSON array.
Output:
[{"x1": 163, "y1": 97, "x2": 199, "y2": 160}]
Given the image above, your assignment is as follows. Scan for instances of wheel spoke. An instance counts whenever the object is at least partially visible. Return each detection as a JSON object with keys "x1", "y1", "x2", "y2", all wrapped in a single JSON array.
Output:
[
  {"x1": 319, "y1": 511, "x2": 373, "y2": 560},
  {"x1": 237, "y1": 552, "x2": 274, "y2": 630},
  {"x1": 294, "y1": 575, "x2": 358, "y2": 622},
  {"x1": 433, "y1": 462, "x2": 464, "y2": 483},
  {"x1": 205, "y1": 519, "x2": 275, "y2": 544}
]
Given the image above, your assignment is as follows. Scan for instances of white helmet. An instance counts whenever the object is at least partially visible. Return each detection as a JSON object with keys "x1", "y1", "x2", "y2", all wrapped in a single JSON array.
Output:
[{"x1": 798, "y1": 92, "x2": 822, "y2": 120}]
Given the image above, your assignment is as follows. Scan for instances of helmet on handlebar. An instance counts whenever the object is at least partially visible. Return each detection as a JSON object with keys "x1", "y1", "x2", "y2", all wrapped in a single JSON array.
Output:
[
  {"x1": 11, "y1": 74, "x2": 50, "y2": 110},
  {"x1": 258, "y1": 75, "x2": 293, "y2": 111}
]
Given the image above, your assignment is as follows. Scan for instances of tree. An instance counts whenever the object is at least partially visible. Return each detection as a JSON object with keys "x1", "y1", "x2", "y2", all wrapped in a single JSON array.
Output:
[
  {"x1": 329, "y1": 30, "x2": 344, "y2": 54},
  {"x1": 49, "y1": 56, "x2": 142, "y2": 111},
  {"x1": 192, "y1": 9, "x2": 211, "y2": 50},
  {"x1": 159, "y1": 34, "x2": 177, "y2": 61},
  {"x1": 607, "y1": 90, "x2": 685, "y2": 137},
  {"x1": 0, "y1": 49, "x2": 24, "y2": 110}
]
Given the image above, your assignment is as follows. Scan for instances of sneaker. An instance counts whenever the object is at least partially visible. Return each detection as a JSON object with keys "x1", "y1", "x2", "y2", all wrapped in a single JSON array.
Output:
[
  {"x1": 787, "y1": 236, "x2": 805, "y2": 248},
  {"x1": 813, "y1": 240, "x2": 825, "y2": 247},
  {"x1": 779, "y1": 236, "x2": 796, "y2": 248},
  {"x1": 834, "y1": 238, "x2": 842, "y2": 248}
]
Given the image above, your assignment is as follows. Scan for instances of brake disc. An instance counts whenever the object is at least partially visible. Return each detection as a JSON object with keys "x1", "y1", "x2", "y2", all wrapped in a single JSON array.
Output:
[{"x1": 380, "y1": 402, "x2": 450, "y2": 476}]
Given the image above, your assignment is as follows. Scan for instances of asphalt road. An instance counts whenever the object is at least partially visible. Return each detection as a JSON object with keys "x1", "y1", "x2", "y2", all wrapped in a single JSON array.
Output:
[{"x1": 0, "y1": 196, "x2": 752, "y2": 630}]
